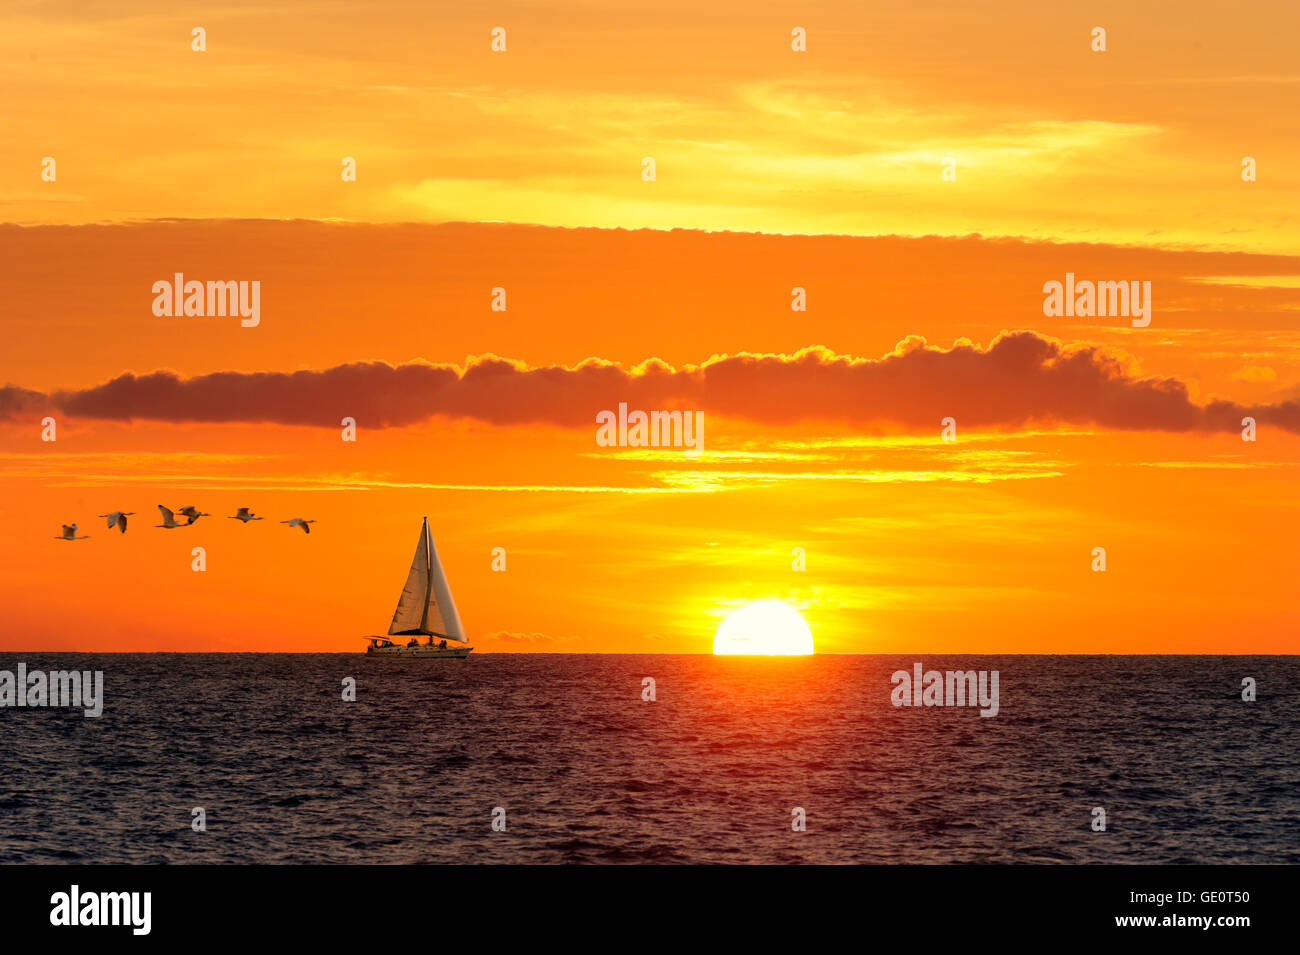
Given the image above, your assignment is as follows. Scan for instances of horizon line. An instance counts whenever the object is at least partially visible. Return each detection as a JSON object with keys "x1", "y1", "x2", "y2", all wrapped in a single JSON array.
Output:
[
  {"x1": 3, "y1": 217, "x2": 1297, "y2": 260},
  {"x1": 1, "y1": 650, "x2": 1293, "y2": 656}
]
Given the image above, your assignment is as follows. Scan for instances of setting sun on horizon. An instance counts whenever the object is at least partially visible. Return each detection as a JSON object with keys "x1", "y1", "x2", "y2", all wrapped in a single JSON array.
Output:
[{"x1": 713, "y1": 601, "x2": 815, "y2": 655}]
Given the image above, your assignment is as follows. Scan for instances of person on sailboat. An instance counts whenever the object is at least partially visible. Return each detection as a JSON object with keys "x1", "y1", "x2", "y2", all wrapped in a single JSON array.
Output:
[{"x1": 407, "y1": 637, "x2": 418, "y2": 648}]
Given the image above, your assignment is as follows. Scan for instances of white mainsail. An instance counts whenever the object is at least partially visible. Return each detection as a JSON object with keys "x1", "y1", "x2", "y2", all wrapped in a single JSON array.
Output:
[{"x1": 387, "y1": 517, "x2": 469, "y2": 643}]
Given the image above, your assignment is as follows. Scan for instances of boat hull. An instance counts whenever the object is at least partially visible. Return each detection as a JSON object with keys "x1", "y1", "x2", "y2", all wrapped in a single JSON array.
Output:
[{"x1": 365, "y1": 644, "x2": 472, "y2": 659}]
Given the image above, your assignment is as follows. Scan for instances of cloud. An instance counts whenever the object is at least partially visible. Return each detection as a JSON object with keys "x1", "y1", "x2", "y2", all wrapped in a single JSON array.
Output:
[
  {"x1": 1229, "y1": 365, "x2": 1277, "y2": 383},
  {"x1": 0, "y1": 385, "x2": 49, "y2": 418},
  {"x1": 482, "y1": 631, "x2": 571, "y2": 647},
  {"x1": 5, "y1": 331, "x2": 1299, "y2": 435}
]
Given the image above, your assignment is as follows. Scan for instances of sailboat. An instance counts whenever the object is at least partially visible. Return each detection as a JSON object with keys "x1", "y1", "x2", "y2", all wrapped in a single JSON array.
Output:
[{"x1": 365, "y1": 517, "x2": 472, "y2": 658}]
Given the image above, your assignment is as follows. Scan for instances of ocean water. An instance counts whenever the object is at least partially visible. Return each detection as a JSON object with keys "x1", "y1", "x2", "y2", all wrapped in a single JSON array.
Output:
[{"x1": 0, "y1": 654, "x2": 1296, "y2": 864}]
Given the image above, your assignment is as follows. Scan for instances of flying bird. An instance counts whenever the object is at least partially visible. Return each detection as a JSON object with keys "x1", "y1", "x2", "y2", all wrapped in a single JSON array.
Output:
[
  {"x1": 280, "y1": 518, "x2": 317, "y2": 534},
  {"x1": 156, "y1": 505, "x2": 185, "y2": 529},
  {"x1": 55, "y1": 523, "x2": 89, "y2": 541},
  {"x1": 229, "y1": 508, "x2": 264, "y2": 523},
  {"x1": 97, "y1": 511, "x2": 135, "y2": 534},
  {"x1": 177, "y1": 505, "x2": 210, "y2": 525}
]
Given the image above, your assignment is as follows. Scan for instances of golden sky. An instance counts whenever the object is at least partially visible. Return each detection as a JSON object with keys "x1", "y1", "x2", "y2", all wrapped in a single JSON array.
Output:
[
  {"x1": 1, "y1": 2, "x2": 1298, "y2": 652},
  {"x1": 4, "y1": 1, "x2": 1299, "y2": 250}
]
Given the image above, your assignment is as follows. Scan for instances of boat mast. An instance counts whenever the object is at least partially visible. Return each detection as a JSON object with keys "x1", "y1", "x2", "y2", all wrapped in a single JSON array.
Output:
[{"x1": 418, "y1": 516, "x2": 432, "y2": 634}]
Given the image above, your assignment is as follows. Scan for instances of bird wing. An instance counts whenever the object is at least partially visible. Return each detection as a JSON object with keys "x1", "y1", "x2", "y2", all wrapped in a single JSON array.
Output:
[{"x1": 158, "y1": 505, "x2": 174, "y2": 521}]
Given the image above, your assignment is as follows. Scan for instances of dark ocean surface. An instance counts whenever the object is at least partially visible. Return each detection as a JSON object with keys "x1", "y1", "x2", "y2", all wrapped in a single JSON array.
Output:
[{"x1": 0, "y1": 654, "x2": 1296, "y2": 864}]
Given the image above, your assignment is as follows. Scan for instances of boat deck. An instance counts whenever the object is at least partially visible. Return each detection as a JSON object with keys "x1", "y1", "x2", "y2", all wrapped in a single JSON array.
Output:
[{"x1": 365, "y1": 644, "x2": 472, "y2": 659}]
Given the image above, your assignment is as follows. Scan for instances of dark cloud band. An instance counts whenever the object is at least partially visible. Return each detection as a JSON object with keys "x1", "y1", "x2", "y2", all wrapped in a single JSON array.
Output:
[{"x1": 3, "y1": 331, "x2": 1296, "y2": 435}]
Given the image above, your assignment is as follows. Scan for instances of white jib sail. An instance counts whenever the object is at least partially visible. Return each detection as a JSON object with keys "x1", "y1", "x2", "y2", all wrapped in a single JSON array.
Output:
[{"x1": 387, "y1": 517, "x2": 468, "y2": 643}]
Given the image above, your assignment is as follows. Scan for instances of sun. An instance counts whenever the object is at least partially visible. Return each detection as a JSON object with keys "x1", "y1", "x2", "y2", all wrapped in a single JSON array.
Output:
[{"x1": 713, "y1": 600, "x2": 814, "y2": 655}]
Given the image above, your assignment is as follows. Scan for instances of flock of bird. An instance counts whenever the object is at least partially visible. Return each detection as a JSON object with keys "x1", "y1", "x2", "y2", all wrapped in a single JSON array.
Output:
[{"x1": 55, "y1": 506, "x2": 317, "y2": 541}]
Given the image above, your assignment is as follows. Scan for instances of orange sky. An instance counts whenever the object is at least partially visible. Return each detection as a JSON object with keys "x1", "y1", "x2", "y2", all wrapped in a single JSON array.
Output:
[{"x1": 2, "y1": 2, "x2": 1298, "y2": 652}]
